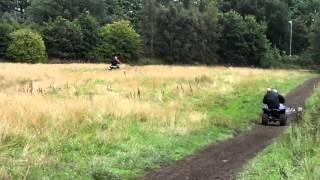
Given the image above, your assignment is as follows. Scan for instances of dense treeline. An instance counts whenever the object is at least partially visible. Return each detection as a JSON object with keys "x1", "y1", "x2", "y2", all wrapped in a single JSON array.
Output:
[{"x1": 0, "y1": 0, "x2": 319, "y2": 67}]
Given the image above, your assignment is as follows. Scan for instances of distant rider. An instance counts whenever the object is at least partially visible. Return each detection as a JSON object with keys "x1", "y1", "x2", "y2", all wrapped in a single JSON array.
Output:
[
  {"x1": 110, "y1": 54, "x2": 121, "y2": 69},
  {"x1": 263, "y1": 88, "x2": 286, "y2": 110}
]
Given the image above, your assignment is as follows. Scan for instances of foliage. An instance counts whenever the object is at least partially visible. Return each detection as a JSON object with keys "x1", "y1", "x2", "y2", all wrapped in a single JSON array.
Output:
[
  {"x1": 74, "y1": 14, "x2": 99, "y2": 60},
  {"x1": 261, "y1": 45, "x2": 282, "y2": 68},
  {"x1": 287, "y1": 0, "x2": 320, "y2": 55},
  {"x1": 6, "y1": 29, "x2": 46, "y2": 63},
  {"x1": 105, "y1": 0, "x2": 143, "y2": 26},
  {"x1": 0, "y1": 0, "x2": 319, "y2": 66},
  {"x1": 218, "y1": 11, "x2": 270, "y2": 66},
  {"x1": 279, "y1": 54, "x2": 314, "y2": 68},
  {"x1": 0, "y1": 0, "x2": 16, "y2": 16},
  {"x1": 141, "y1": 0, "x2": 158, "y2": 56},
  {"x1": 289, "y1": 0, "x2": 320, "y2": 27},
  {"x1": 148, "y1": 2, "x2": 219, "y2": 64},
  {"x1": 42, "y1": 17, "x2": 83, "y2": 60},
  {"x1": 311, "y1": 15, "x2": 320, "y2": 65},
  {"x1": 290, "y1": 19, "x2": 311, "y2": 55},
  {"x1": 0, "y1": 0, "x2": 30, "y2": 20},
  {"x1": 219, "y1": 0, "x2": 289, "y2": 52},
  {"x1": 27, "y1": 0, "x2": 106, "y2": 24},
  {"x1": 93, "y1": 20, "x2": 141, "y2": 62},
  {"x1": 0, "y1": 21, "x2": 16, "y2": 58}
]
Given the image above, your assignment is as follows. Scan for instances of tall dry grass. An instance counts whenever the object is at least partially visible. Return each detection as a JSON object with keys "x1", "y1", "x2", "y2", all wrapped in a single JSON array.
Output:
[
  {"x1": 0, "y1": 63, "x2": 314, "y2": 178},
  {"x1": 0, "y1": 64, "x2": 311, "y2": 138}
]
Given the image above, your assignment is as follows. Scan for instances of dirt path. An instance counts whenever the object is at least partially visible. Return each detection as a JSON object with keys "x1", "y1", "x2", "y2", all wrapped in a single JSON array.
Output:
[{"x1": 144, "y1": 77, "x2": 320, "y2": 180}]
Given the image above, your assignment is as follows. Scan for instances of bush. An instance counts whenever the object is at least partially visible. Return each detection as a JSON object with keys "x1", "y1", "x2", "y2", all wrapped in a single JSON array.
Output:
[
  {"x1": 280, "y1": 54, "x2": 314, "y2": 68},
  {"x1": 43, "y1": 16, "x2": 83, "y2": 60},
  {"x1": 6, "y1": 29, "x2": 46, "y2": 63},
  {"x1": 260, "y1": 45, "x2": 281, "y2": 68},
  {"x1": 93, "y1": 20, "x2": 141, "y2": 62}
]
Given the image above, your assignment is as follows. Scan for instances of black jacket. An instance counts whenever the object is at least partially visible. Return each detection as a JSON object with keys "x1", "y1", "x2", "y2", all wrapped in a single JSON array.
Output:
[
  {"x1": 263, "y1": 91, "x2": 285, "y2": 109},
  {"x1": 278, "y1": 94, "x2": 285, "y2": 104}
]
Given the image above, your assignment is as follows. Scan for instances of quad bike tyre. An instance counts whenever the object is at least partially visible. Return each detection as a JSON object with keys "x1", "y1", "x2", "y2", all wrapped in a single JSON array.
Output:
[
  {"x1": 279, "y1": 114, "x2": 287, "y2": 126},
  {"x1": 262, "y1": 113, "x2": 269, "y2": 125}
]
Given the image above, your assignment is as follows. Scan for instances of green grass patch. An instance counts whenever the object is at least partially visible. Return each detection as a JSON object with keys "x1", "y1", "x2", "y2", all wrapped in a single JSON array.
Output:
[{"x1": 238, "y1": 85, "x2": 320, "y2": 180}]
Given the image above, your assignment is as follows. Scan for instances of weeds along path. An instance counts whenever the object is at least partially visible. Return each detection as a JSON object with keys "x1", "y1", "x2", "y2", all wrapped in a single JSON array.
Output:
[{"x1": 144, "y1": 77, "x2": 320, "y2": 180}]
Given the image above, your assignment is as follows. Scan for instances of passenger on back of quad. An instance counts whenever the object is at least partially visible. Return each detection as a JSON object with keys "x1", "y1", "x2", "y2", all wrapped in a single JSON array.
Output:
[{"x1": 261, "y1": 88, "x2": 287, "y2": 126}]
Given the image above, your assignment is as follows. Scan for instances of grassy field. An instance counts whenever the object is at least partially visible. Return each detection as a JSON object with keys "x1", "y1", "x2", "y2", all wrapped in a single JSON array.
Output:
[
  {"x1": 238, "y1": 86, "x2": 320, "y2": 180},
  {"x1": 0, "y1": 63, "x2": 315, "y2": 179}
]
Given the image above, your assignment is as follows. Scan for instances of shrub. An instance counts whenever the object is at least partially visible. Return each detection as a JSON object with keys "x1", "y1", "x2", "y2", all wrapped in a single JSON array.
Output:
[
  {"x1": 93, "y1": 20, "x2": 141, "y2": 62},
  {"x1": 6, "y1": 29, "x2": 46, "y2": 63},
  {"x1": 260, "y1": 45, "x2": 281, "y2": 68},
  {"x1": 280, "y1": 54, "x2": 314, "y2": 68}
]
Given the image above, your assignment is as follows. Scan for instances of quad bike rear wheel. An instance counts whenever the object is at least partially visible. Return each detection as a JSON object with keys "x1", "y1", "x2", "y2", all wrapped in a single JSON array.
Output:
[
  {"x1": 262, "y1": 113, "x2": 269, "y2": 125},
  {"x1": 279, "y1": 114, "x2": 287, "y2": 126}
]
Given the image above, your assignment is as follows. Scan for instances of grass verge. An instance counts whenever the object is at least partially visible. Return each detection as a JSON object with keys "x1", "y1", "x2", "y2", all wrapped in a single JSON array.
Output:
[{"x1": 238, "y1": 85, "x2": 320, "y2": 180}]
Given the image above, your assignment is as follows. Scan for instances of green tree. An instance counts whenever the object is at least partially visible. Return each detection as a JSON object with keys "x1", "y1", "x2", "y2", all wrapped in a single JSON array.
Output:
[
  {"x1": 0, "y1": 20, "x2": 17, "y2": 58},
  {"x1": 6, "y1": 29, "x2": 46, "y2": 63},
  {"x1": 218, "y1": 11, "x2": 270, "y2": 66},
  {"x1": 152, "y1": 2, "x2": 219, "y2": 64},
  {"x1": 0, "y1": 0, "x2": 31, "y2": 22},
  {"x1": 311, "y1": 16, "x2": 320, "y2": 65},
  {"x1": 218, "y1": 11, "x2": 247, "y2": 65},
  {"x1": 290, "y1": 0, "x2": 320, "y2": 27},
  {"x1": 141, "y1": 0, "x2": 159, "y2": 56},
  {"x1": 0, "y1": 0, "x2": 16, "y2": 16},
  {"x1": 75, "y1": 14, "x2": 99, "y2": 60},
  {"x1": 290, "y1": 19, "x2": 311, "y2": 54},
  {"x1": 104, "y1": 0, "x2": 143, "y2": 27},
  {"x1": 27, "y1": 0, "x2": 106, "y2": 23},
  {"x1": 42, "y1": 17, "x2": 83, "y2": 60},
  {"x1": 288, "y1": 0, "x2": 320, "y2": 55},
  {"x1": 197, "y1": 1, "x2": 220, "y2": 63},
  {"x1": 219, "y1": 0, "x2": 289, "y2": 52},
  {"x1": 94, "y1": 20, "x2": 141, "y2": 62}
]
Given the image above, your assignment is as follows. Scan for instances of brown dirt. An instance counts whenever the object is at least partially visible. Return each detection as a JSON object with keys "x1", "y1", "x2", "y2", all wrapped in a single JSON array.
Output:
[{"x1": 144, "y1": 77, "x2": 320, "y2": 180}]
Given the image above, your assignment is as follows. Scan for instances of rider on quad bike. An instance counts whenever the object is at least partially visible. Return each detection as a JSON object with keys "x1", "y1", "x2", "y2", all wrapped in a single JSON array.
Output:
[
  {"x1": 109, "y1": 54, "x2": 121, "y2": 70},
  {"x1": 262, "y1": 88, "x2": 287, "y2": 126}
]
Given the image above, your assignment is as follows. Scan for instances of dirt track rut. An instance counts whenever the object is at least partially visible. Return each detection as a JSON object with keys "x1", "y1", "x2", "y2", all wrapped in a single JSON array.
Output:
[{"x1": 144, "y1": 77, "x2": 320, "y2": 180}]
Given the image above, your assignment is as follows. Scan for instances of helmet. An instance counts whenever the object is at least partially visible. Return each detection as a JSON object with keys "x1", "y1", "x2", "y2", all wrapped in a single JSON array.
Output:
[
  {"x1": 267, "y1": 88, "x2": 272, "y2": 92},
  {"x1": 272, "y1": 89, "x2": 278, "y2": 93}
]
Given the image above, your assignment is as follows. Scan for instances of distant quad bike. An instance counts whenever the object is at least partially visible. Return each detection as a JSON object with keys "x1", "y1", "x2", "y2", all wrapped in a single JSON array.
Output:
[
  {"x1": 262, "y1": 108, "x2": 287, "y2": 126},
  {"x1": 108, "y1": 65, "x2": 120, "y2": 70}
]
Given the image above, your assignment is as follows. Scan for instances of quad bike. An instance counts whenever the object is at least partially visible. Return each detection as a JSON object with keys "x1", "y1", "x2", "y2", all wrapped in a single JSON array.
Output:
[
  {"x1": 262, "y1": 108, "x2": 287, "y2": 126},
  {"x1": 108, "y1": 65, "x2": 120, "y2": 71}
]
